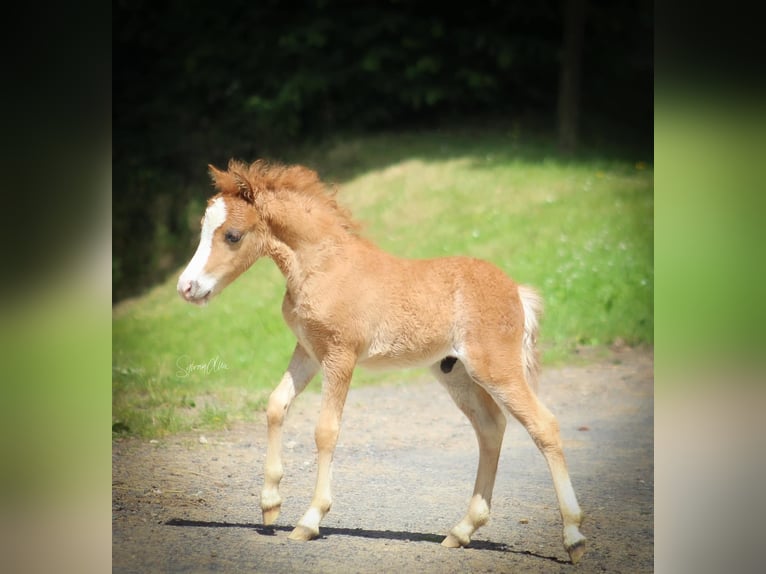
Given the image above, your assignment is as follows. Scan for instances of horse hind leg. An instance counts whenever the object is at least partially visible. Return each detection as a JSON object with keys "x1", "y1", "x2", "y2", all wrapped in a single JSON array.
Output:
[
  {"x1": 522, "y1": 392, "x2": 587, "y2": 563},
  {"x1": 467, "y1": 355, "x2": 587, "y2": 563},
  {"x1": 430, "y1": 359, "x2": 507, "y2": 548}
]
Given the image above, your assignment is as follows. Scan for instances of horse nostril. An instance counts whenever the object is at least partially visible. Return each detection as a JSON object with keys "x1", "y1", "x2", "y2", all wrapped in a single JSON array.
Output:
[{"x1": 178, "y1": 279, "x2": 194, "y2": 298}]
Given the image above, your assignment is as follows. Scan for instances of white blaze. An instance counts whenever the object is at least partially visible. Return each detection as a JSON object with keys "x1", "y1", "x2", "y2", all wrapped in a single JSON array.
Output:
[{"x1": 178, "y1": 198, "x2": 227, "y2": 299}]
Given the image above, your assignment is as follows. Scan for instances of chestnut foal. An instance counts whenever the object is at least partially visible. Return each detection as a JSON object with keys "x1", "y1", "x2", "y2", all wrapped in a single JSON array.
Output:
[{"x1": 177, "y1": 160, "x2": 586, "y2": 563}]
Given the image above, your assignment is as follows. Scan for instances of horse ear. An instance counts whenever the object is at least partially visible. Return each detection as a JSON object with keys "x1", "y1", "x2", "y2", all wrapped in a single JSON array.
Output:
[
  {"x1": 208, "y1": 163, "x2": 255, "y2": 204},
  {"x1": 208, "y1": 164, "x2": 224, "y2": 182},
  {"x1": 208, "y1": 164, "x2": 235, "y2": 191},
  {"x1": 231, "y1": 172, "x2": 254, "y2": 204}
]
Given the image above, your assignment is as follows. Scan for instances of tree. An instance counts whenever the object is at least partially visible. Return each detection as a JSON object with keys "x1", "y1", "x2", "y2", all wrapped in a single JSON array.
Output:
[{"x1": 557, "y1": 0, "x2": 587, "y2": 154}]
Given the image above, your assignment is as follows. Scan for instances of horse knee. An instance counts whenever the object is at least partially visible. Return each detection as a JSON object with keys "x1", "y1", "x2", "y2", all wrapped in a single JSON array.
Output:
[
  {"x1": 266, "y1": 392, "x2": 289, "y2": 427},
  {"x1": 315, "y1": 420, "x2": 340, "y2": 451}
]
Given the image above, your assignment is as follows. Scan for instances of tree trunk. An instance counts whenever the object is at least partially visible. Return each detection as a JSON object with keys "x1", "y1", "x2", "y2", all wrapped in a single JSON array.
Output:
[{"x1": 558, "y1": 0, "x2": 587, "y2": 154}]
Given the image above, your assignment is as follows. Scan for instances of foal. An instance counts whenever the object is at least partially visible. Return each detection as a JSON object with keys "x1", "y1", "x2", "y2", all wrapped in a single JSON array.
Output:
[{"x1": 177, "y1": 160, "x2": 586, "y2": 563}]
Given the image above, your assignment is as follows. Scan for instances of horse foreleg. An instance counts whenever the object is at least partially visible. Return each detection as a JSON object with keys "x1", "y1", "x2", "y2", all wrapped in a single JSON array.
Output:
[
  {"x1": 261, "y1": 344, "x2": 318, "y2": 525},
  {"x1": 289, "y1": 354, "x2": 353, "y2": 541}
]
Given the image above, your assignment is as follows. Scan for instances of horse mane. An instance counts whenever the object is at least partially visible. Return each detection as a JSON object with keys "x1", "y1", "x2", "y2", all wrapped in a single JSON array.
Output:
[{"x1": 213, "y1": 159, "x2": 361, "y2": 235}]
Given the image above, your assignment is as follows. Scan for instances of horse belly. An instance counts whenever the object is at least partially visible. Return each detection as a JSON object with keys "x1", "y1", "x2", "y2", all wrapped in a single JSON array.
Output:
[{"x1": 357, "y1": 335, "x2": 453, "y2": 371}]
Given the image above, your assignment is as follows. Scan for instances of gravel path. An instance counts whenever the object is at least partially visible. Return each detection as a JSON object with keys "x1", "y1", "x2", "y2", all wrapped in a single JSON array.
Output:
[{"x1": 113, "y1": 348, "x2": 653, "y2": 573}]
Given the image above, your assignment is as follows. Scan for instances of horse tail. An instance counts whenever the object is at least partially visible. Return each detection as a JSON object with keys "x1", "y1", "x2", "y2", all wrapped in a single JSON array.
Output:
[{"x1": 518, "y1": 285, "x2": 543, "y2": 391}]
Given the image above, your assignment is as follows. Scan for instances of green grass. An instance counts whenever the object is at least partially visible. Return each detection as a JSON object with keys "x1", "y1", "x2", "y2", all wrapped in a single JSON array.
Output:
[{"x1": 113, "y1": 127, "x2": 653, "y2": 437}]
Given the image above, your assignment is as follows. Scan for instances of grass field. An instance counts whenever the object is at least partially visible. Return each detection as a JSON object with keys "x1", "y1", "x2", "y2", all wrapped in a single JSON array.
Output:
[{"x1": 113, "y1": 127, "x2": 653, "y2": 437}]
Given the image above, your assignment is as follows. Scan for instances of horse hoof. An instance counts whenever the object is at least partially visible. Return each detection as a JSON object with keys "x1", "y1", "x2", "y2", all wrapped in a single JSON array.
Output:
[
  {"x1": 567, "y1": 538, "x2": 587, "y2": 564},
  {"x1": 442, "y1": 525, "x2": 472, "y2": 548},
  {"x1": 262, "y1": 506, "x2": 281, "y2": 526},
  {"x1": 288, "y1": 524, "x2": 319, "y2": 541}
]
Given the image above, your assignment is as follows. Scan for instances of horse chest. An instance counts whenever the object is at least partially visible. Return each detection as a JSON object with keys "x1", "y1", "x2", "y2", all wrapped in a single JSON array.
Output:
[{"x1": 281, "y1": 298, "x2": 338, "y2": 363}]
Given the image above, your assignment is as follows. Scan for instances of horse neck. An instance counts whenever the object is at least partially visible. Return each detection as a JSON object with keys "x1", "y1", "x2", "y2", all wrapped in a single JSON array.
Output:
[{"x1": 264, "y1": 198, "x2": 358, "y2": 295}]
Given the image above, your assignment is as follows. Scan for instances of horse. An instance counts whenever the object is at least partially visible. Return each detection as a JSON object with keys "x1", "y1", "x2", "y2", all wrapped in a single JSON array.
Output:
[{"x1": 177, "y1": 159, "x2": 587, "y2": 563}]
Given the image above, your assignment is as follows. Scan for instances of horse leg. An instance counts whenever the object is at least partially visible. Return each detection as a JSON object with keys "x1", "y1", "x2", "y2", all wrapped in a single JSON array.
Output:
[
  {"x1": 430, "y1": 360, "x2": 507, "y2": 548},
  {"x1": 468, "y1": 355, "x2": 587, "y2": 563},
  {"x1": 289, "y1": 353, "x2": 354, "y2": 541},
  {"x1": 261, "y1": 343, "x2": 319, "y2": 525}
]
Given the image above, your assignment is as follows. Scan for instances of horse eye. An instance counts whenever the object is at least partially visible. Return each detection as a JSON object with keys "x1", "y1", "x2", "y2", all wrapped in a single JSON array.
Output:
[{"x1": 224, "y1": 230, "x2": 242, "y2": 244}]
